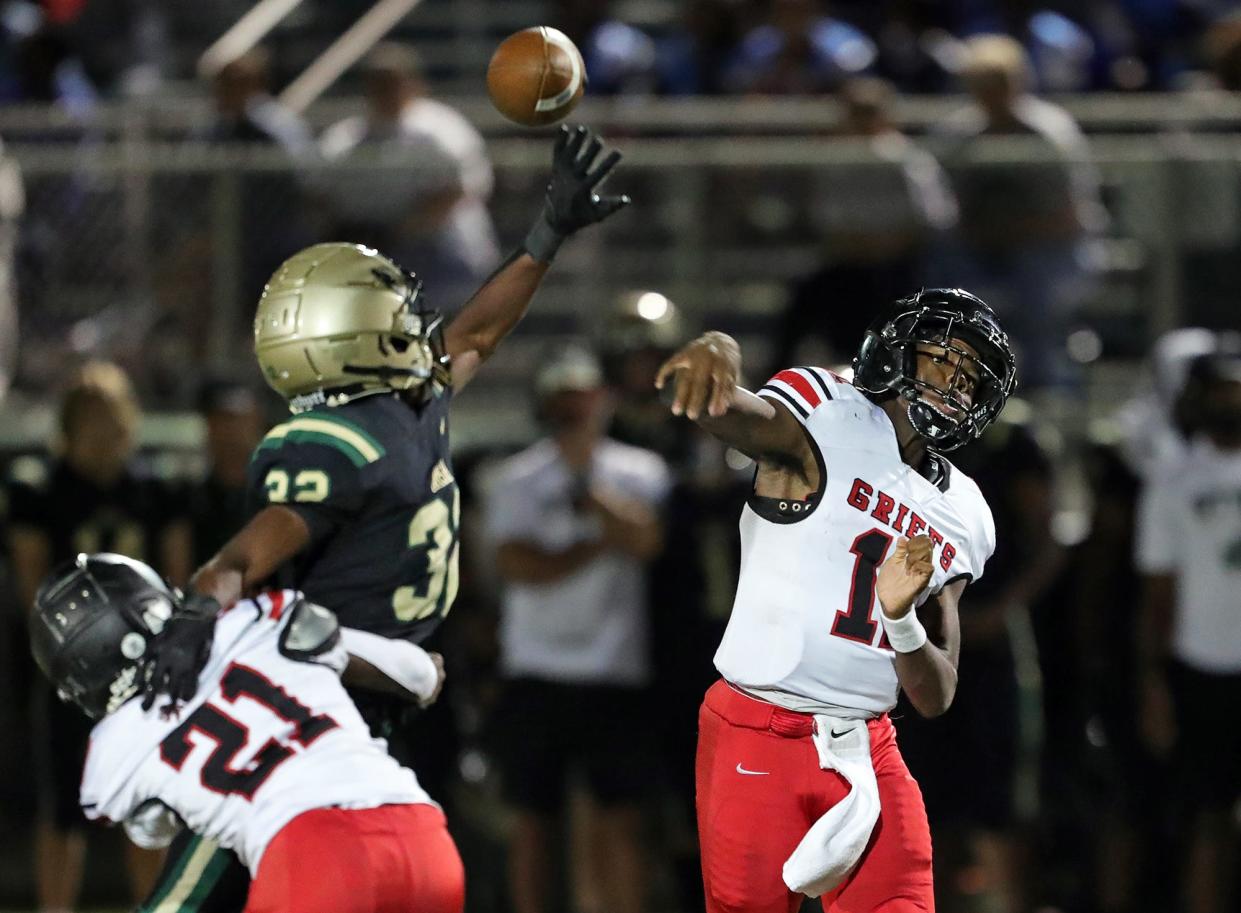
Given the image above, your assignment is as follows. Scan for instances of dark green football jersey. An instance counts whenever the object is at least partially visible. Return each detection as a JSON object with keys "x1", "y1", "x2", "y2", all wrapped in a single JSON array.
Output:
[{"x1": 246, "y1": 391, "x2": 459, "y2": 643}]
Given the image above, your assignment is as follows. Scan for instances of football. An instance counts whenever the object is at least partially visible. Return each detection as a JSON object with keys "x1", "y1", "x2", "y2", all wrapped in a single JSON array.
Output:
[{"x1": 486, "y1": 26, "x2": 586, "y2": 127}]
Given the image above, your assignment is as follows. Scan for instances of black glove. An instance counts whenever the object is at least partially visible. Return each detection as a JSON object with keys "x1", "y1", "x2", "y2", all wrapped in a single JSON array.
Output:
[
  {"x1": 141, "y1": 593, "x2": 221, "y2": 712},
  {"x1": 523, "y1": 124, "x2": 631, "y2": 263}
]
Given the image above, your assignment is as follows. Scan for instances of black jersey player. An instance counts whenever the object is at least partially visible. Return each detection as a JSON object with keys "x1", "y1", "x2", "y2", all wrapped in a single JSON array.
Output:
[{"x1": 133, "y1": 124, "x2": 628, "y2": 913}]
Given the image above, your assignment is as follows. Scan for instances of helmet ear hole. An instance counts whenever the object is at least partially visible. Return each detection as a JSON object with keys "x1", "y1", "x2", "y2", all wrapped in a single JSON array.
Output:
[{"x1": 855, "y1": 334, "x2": 897, "y2": 391}]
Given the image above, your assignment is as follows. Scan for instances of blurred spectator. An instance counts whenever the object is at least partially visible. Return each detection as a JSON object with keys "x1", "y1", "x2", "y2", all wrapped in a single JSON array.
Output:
[
  {"x1": 4, "y1": 361, "x2": 190, "y2": 913},
  {"x1": 9, "y1": 17, "x2": 97, "y2": 112},
  {"x1": 553, "y1": 0, "x2": 659, "y2": 95},
  {"x1": 189, "y1": 46, "x2": 318, "y2": 317},
  {"x1": 897, "y1": 405, "x2": 1061, "y2": 913},
  {"x1": 773, "y1": 77, "x2": 956, "y2": 369},
  {"x1": 1206, "y1": 11, "x2": 1241, "y2": 90},
  {"x1": 60, "y1": 0, "x2": 166, "y2": 97},
  {"x1": 1135, "y1": 351, "x2": 1241, "y2": 913},
  {"x1": 724, "y1": 0, "x2": 877, "y2": 95},
  {"x1": 932, "y1": 34, "x2": 1105, "y2": 389},
  {"x1": 484, "y1": 346, "x2": 669, "y2": 913},
  {"x1": 866, "y1": 0, "x2": 956, "y2": 93},
  {"x1": 1114, "y1": 328, "x2": 1241, "y2": 478},
  {"x1": 201, "y1": 48, "x2": 313, "y2": 155},
  {"x1": 1077, "y1": 441, "x2": 1173, "y2": 913},
  {"x1": 184, "y1": 379, "x2": 266, "y2": 567},
  {"x1": 318, "y1": 42, "x2": 499, "y2": 309},
  {"x1": 658, "y1": 0, "x2": 746, "y2": 95},
  {"x1": 1080, "y1": 328, "x2": 1241, "y2": 913}
]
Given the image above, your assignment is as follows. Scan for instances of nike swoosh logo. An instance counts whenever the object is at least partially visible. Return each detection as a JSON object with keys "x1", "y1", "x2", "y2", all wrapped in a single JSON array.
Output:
[
  {"x1": 736, "y1": 763, "x2": 769, "y2": 776},
  {"x1": 830, "y1": 728, "x2": 852, "y2": 738}
]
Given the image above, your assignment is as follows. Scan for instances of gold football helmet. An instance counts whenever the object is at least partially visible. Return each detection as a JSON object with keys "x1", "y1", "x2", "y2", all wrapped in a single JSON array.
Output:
[{"x1": 254, "y1": 243, "x2": 448, "y2": 411}]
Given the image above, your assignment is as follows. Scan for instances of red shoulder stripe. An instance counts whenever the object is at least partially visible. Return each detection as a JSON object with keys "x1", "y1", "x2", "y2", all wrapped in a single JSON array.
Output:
[
  {"x1": 772, "y1": 370, "x2": 821, "y2": 408},
  {"x1": 268, "y1": 590, "x2": 286, "y2": 621}
]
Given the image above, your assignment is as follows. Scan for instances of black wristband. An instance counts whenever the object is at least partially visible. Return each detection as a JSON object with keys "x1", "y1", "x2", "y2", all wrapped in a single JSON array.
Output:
[{"x1": 523, "y1": 217, "x2": 565, "y2": 264}]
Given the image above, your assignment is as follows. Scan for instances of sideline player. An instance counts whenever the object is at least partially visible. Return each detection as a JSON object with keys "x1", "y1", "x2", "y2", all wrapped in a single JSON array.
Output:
[
  {"x1": 30, "y1": 552, "x2": 458, "y2": 913},
  {"x1": 135, "y1": 123, "x2": 629, "y2": 912},
  {"x1": 654, "y1": 289, "x2": 1016, "y2": 913}
]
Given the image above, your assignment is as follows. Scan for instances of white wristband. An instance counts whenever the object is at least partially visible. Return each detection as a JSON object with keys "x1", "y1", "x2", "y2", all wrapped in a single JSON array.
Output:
[{"x1": 880, "y1": 607, "x2": 928, "y2": 653}]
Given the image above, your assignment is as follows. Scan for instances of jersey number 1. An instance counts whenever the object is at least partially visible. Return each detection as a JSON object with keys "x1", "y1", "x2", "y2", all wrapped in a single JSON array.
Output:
[
  {"x1": 159, "y1": 663, "x2": 338, "y2": 800},
  {"x1": 830, "y1": 529, "x2": 893, "y2": 645}
]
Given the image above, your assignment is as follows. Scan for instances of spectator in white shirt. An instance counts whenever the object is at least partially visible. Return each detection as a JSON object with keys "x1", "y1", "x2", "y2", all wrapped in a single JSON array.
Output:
[
  {"x1": 317, "y1": 42, "x2": 499, "y2": 309},
  {"x1": 1135, "y1": 351, "x2": 1241, "y2": 913},
  {"x1": 484, "y1": 345, "x2": 670, "y2": 913}
]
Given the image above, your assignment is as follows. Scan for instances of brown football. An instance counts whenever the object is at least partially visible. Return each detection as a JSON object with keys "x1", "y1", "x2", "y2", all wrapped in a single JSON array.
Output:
[{"x1": 486, "y1": 26, "x2": 586, "y2": 127}]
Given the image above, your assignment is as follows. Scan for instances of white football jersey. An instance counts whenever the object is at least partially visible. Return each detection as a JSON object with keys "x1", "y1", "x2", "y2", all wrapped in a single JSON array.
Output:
[
  {"x1": 714, "y1": 369, "x2": 995, "y2": 716},
  {"x1": 80, "y1": 591, "x2": 432, "y2": 874},
  {"x1": 1135, "y1": 440, "x2": 1241, "y2": 673}
]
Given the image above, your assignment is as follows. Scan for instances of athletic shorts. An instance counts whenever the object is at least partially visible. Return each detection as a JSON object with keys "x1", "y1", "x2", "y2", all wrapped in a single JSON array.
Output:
[
  {"x1": 696, "y1": 680, "x2": 933, "y2": 913},
  {"x1": 245, "y1": 804, "x2": 463, "y2": 913},
  {"x1": 1168, "y1": 660, "x2": 1241, "y2": 809},
  {"x1": 492, "y1": 677, "x2": 655, "y2": 814}
]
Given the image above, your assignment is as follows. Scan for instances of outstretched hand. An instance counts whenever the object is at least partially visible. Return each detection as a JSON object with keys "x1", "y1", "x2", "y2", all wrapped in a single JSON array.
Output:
[
  {"x1": 654, "y1": 332, "x2": 742, "y2": 421},
  {"x1": 876, "y1": 536, "x2": 935, "y2": 619},
  {"x1": 524, "y1": 124, "x2": 630, "y2": 261}
]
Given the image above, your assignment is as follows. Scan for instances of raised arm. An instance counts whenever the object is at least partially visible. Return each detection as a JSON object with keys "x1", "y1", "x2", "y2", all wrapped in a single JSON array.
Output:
[
  {"x1": 654, "y1": 331, "x2": 809, "y2": 467},
  {"x1": 445, "y1": 124, "x2": 630, "y2": 391}
]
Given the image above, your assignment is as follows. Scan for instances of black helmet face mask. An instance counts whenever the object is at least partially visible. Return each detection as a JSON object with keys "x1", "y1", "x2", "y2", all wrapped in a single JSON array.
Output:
[{"x1": 854, "y1": 290, "x2": 1017, "y2": 452}]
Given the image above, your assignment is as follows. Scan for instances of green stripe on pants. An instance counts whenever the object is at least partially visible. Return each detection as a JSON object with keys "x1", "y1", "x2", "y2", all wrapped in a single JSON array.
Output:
[
  {"x1": 139, "y1": 836, "x2": 225, "y2": 913},
  {"x1": 136, "y1": 835, "x2": 201, "y2": 913},
  {"x1": 178, "y1": 846, "x2": 234, "y2": 913}
]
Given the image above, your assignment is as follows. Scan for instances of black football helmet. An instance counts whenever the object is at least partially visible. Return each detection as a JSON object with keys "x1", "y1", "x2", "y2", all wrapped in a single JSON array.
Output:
[
  {"x1": 31, "y1": 553, "x2": 180, "y2": 719},
  {"x1": 853, "y1": 288, "x2": 1017, "y2": 452}
]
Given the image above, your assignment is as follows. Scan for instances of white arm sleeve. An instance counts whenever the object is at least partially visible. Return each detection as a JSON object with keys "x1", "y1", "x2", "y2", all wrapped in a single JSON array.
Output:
[{"x1": 340, "y1": 628, "x2": 440, "y2": 703}]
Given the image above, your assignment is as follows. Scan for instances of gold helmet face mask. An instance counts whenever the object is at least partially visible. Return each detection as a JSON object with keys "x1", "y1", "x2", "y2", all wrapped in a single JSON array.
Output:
[{"x1": 254, "y1": 243, "x2": 450, "y2": 412}]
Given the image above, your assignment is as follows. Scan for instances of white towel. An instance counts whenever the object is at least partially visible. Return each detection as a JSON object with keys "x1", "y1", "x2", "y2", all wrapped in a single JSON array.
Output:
[{"x1": 781, "y1": 715, "x2": 881, "y2": 897}]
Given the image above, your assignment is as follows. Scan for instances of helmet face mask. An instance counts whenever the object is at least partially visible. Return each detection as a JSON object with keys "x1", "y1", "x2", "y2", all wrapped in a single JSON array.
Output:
[
  {"x1": 31, "y1": 554, "x2": 178, "y2": 720},
  {"x1": 854, "y1": 289, "x2": 1017, "y2": 452},
  {"x1": 255, "y1": 244, "x2": 451, "y2": 412}
]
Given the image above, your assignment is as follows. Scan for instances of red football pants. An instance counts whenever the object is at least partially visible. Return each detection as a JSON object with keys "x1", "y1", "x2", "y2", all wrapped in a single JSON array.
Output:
[
  {"x1": 244, "y1": 804, "x2": 465, "y2": 913},
  {"x1": 696, "y1": 681, "x2": 933, "y2": 913}
]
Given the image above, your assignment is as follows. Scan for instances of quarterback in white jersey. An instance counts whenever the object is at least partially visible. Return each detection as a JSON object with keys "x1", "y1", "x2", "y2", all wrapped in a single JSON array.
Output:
[
  {"x1": 656, "y1": 289, "x2": 1016, "y2": 913},
  {"x1": 30, "y1": 553, "x2": 464, "y2": 913}
]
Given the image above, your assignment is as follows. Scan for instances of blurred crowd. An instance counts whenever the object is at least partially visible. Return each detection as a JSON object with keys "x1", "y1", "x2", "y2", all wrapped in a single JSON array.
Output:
[
  {"x1": 0, "y1": 3, "x2": 1237, "y2": 402},
  {"x1": 1, "y1": 25, "x2": 1125, "y2": 401},
  {"x1": 3, "y1": 0, "x2": 1241, "y2": 102}
]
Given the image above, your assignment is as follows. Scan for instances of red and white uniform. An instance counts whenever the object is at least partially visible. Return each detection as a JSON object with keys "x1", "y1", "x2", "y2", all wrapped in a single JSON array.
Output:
[
  {"x1": 717, "y1": 367, "x2": 994, "y2": 716},
  {"x1": 81, "y1": 591, "x2": 463, "y2": 913},
  {"x1": 697, "y1": 368, "x2": 995, "y2": 913}
]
